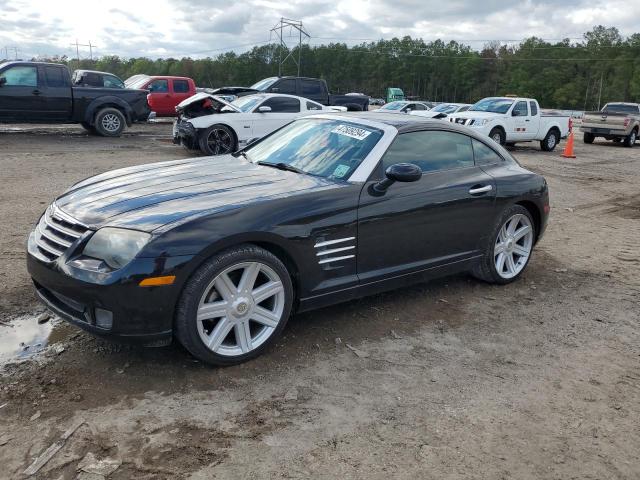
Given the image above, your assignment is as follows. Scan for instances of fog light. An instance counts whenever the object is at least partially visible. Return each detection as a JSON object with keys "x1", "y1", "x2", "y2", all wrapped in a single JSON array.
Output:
[{"x1": 95, "y1": 308, "x2": 113, "y2": 330}]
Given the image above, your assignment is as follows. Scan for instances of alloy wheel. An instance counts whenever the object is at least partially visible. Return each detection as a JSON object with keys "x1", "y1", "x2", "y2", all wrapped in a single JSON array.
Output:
[
  {"x1": 494, "y1": 213, "x2": 534, "y2": 279},
  {"x1": 101, "y1": 114, "x2": 121, "y2": 132},
  {"x1": 196, "y1": 262, "x2": 285, "y2": 357},
  {"x1": 207, "y1": 128, "x2": 234, "y2": 155}
]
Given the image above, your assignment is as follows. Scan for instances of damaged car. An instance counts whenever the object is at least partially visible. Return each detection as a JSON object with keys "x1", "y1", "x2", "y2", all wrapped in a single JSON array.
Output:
[{"x1": 173, "y1": 93, "x2": 345, "y2": 155}]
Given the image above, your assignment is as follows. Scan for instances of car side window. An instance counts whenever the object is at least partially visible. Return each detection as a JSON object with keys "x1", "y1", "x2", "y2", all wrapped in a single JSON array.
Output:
[
  {"x1": 148, "y1": 79, "x2": 168, "y2": 93},
  {"x1": 173, "y1": 79, "x2": 189, "y2": 93},
  {"x1": 529, "y1": 101, "x2": 538, "y2": 116},
  {"x1": 301, "y1": 80, "x2": 322, "y2": 95},
  {"x1": 44, "y1": 67, "x2": 68, "y2": 88},
  {"x1": 512, "y1": 101, "x2": 528, "y2": 116},
  {"x1": 0, "y1": 66, "x2": 38, "y2": 86},
  {"x1": 274, "y1": 79, "x2": 296, "y2": 94},
  {"x1": 261, "y1": 97, "x2": 300, "y2": 113},
  {"x1": 472, "y1": 139, "x2": 503, "y2": 166},
  {"x1": 414, "y1": 103, "x2": 427, "y2": 110},
  {"x1": 381, "y1": 130, "x2": 474, "y2": 173},
  {"x1": 103, "y1": 75, "x2": 124, "y2": 88},
  {"x1": 306, "y1": 101, "x2": 322, "y2": 111}
]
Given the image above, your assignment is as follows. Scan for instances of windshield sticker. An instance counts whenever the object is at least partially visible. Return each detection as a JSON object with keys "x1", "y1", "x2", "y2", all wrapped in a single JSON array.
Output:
[
  {"x1": 332, "y1": 164, "x2": 351, "y2": 178},
  {"x1": 331, "y1": 124, "x2": 372, "y2": 140}
]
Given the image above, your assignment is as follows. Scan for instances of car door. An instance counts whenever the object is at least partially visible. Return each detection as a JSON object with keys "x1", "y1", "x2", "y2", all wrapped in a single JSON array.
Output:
[
  {"x1": 41, "y1": 65, "x2": 72, "y2": 121},
  {"x1": 251, "y1": 96, "x2": 301, "y2": 138},
  {"x1": 527, "y1": 100, "x2": 541, "y2": 138},
  {"x1": 0, "y1": 64, "x2": 44, "y2": 120},
  {"x1": 357, "y1": 129, "x2": 497, "y2": 285},
  {"x1": 510, "y1": 100, "x2": 530, "y2": 140},
  {"x1": 171, "y1": 79, "x2": 192, "y2": 109},
  {"x1": 146, "y1": 79, "x2": 171, "y2": 115}
]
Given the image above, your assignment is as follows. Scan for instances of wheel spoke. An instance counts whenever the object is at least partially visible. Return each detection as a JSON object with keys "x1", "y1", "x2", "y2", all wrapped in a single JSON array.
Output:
[
  {"x1": 507, "y1": 215, "x2": 520, "y2": 235},
  {"x1": 494, "y1": 242, "x2": 506, "y2": 255},
  {"x1": 513, "y1": 225, "x2": 531, "y2": 241},
  {"x1": 238, "y1": 262, "x2": 261, "y2": 293},
  {"x1": 505, "y1": 253, "x2": 517, "y2": 274},
  {"x1": 496, "y1": 252, "x2": 506, "y2": 273},
  {"x1": 214, "y1": 273, "x2": 237, "y2": 301},
  {"x1": 235, "y1": 320, "x2": 252, "y2": 353},
  {"x1": 513, "y1": 245, "x2": 530, "y2": 257},
  {"x1": 251, "y1": 306, "x2": 279, "y2": 328},
  {"x1": 207, "y1": 317, "x2": 234, "y2": 351},
  {"x1": 252, "y1": 280, "x2": 283, "y2": 304},
  {"x1": 499, "y1": 225, "x2": 508, "y2": 242},
  {"x1": 197, "y1": 300, "x2": 228, "y2": 321}
]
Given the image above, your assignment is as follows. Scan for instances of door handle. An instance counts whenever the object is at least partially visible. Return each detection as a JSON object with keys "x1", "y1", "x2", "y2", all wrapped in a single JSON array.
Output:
[
  {"x1": 32, "y1": 90, "x2": 41, "y2": 95},
  {"x1": 525, "y1": 119, "x2": 530, "y2": 122},
  {"x1": 469, "y1": 185, "x2": 492, "y2": 195}
]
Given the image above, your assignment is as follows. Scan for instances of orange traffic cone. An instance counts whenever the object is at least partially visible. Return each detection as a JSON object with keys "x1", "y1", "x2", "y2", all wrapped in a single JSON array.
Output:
[{"x1": 561, "y1": 130, "x2": 576, "y2": 158}]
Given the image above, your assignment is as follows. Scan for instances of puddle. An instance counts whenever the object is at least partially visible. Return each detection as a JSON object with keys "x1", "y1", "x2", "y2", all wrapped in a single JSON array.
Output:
[{"x1": 0, "y1": 313, "x2": 62, "y2": 364}]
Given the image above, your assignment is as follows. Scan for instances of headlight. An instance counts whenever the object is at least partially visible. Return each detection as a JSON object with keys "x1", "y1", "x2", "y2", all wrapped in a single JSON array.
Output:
[{"x1": 83, "y1": 228, "x2": 150, "y2": 269}]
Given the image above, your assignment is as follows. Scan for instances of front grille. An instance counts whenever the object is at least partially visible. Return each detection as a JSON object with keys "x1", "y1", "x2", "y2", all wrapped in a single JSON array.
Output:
[{"x1": 33, "y1": 204, "x2": 88, "y2": 262}]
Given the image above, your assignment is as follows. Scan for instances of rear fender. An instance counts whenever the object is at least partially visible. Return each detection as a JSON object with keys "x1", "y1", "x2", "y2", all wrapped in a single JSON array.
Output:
[{"x1": 84, "y1": 96, "x2": 134, "y2": 126}]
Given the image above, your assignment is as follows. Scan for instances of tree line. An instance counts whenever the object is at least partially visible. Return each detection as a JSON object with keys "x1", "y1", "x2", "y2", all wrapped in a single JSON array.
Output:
[{"x1": 18, "y1": 26, "x2": 640, "y2": 110}]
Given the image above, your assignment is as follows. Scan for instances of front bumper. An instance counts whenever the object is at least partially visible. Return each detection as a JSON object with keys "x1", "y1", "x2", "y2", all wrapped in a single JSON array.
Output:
[
  {"x1": 172, "y1": 118, "x2": 198, "y2": 148},
  {"x1": 27, "y1": 231, "x2": 196, "y2": 346}
]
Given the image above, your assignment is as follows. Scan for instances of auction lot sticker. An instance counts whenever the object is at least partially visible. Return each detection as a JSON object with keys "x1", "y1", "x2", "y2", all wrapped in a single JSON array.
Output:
[{"x1": 331, "y1": 124, "x2": 372, "y2": 140}]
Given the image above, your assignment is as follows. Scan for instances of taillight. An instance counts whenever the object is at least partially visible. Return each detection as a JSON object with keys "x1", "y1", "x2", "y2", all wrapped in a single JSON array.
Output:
[
  {"x1": 624, "y1": 118, "x2": 630, "y2": 128},
  {"x1": 568, "y1": 117, "x2": 573, "y2": 132}
]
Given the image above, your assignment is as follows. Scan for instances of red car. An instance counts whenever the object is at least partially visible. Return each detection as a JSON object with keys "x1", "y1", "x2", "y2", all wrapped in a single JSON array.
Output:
[{"x1": 125, "y1": 75, "x2": 196, "y2": 117}]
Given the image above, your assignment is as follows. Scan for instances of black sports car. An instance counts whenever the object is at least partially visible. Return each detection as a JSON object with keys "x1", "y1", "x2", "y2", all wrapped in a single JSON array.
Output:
[{"x1": 27, "y1": 112, "x2": 549, "y2": 365}]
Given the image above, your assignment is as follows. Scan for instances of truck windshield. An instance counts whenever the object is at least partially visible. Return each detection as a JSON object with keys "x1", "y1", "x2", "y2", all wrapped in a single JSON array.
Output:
[
  {"x1": 602, "y1": 104, "x2": 639, "y2": 114},
  {"x1": 245, "y1": 118, "x2": 383, "y2": 180},
  {"x1": 250, "y1": 77, "x2": 278, "y2": 91},
  {"x1": 470, "y1": 98, "x2": 514, "y2": 114}
]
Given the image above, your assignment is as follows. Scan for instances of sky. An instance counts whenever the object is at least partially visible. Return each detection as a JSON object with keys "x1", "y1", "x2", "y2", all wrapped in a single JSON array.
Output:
[{"x1": 1, "y1": 0, "x2": 638, "y2": 60}]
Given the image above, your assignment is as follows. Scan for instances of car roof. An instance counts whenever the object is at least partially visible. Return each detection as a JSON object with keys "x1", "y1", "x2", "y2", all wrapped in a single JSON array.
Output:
[
  {"x1": 241, "y1": 93, "x2": 320, "y2": 102},
  {"x1": 75, "y1": 70, "x2": 118, "y2": 75},
  {"x1": 1, "y1": 61, "x2": 66, "y2": 68}
]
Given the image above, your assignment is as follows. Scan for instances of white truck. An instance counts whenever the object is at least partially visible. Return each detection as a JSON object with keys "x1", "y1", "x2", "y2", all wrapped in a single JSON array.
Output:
[{"x1": 447, "y1": 97, "x2": 571, "y2": 151}]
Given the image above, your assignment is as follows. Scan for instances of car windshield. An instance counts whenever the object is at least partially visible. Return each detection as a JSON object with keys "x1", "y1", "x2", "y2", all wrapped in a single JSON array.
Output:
[
  {"x1": 380, "y1": 101, "x2": 407, "y2": 111},
  {"x1": 470, "y1": 98, "x2": 514, "y2": 114},
  {"x1": 250, "y1": 77, "x2": 278, "y2": 91},
  {"x1": 231, "y1": 95, "x2": 263, "y2": 112},
  {"x1": 432, "y1": 104, "x2": 458, "y2": 113},
  {"x1": 602, "y1": 103, "x2": 639, "y2": 114},
  {"x1": 245, "y1": 118, "x2": 383, "y2": 180}
]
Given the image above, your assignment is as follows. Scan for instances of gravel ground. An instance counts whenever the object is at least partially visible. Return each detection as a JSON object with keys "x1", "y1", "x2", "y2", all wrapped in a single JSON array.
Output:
[{"x1": 0, "y1": 123, "x2": 638, "y2": 479}]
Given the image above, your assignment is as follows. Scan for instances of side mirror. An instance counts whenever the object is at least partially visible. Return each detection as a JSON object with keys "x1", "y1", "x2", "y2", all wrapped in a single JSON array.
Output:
[
  {"x1": 0, "y1": 77, "x2": 6, "y2": 87},
  {"x1": 371, "y1": 163, "x2": 422, "y2": 194},
  {"x1": 258, "y1": 105, "x2": 272, "y2": 113},
  {"x1": 512, "y1": 110, "x2": 522, "y2": 117}
]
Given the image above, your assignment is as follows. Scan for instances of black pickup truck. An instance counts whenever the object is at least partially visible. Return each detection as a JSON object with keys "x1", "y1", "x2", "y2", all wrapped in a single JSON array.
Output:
[
  {"x1": 212, "y1": 76, "x2": 369, "y2": 111},
  {"x1": 0, "y1": 61, "x2": 150, "y2": 136}
]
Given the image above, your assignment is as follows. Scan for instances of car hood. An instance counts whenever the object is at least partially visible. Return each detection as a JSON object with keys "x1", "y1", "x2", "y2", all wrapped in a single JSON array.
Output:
[
  {"x1": 450, "y1": 111, "x2": 503, "y2": 119},
  {"x1": 55, "y1": 156, "x2": 339, "y2": 232},
  {"x1": 176, "y1": 93, "x2": 240, "y2": 112}
]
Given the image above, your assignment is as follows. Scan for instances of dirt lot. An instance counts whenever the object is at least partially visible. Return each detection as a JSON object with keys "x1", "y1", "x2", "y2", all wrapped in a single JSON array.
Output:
[{"x1": 0, "y1": 123, "x2": 639, "y2": 479}]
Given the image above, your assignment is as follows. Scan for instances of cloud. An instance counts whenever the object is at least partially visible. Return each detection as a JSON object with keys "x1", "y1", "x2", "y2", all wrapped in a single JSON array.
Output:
[{"x1": 0, "y1": 0, "x2": 638, "y2": 60}]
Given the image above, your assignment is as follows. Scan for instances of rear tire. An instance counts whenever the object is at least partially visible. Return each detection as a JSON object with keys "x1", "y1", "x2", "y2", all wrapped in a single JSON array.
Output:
[
  {"x1": 472, "y1": 205, "x2": 536, "y2": 285},
  {"x1": 540, "y1": 129, "x2": 560, "y2": 152},
  {"x1": 94, "y1": 108, "x2": 126, "y2": 137},
  {"x1": 583, "y1": 132, "x2": 595, "y2": 144},
  {"x1": 489, "y1": 127, "x2": 505, "y2": 146},
  {"x1": 175, "y1": 245, "x2": 294, "y2": 366},
  {"x1": 623, "y1": 129, "x2": 637, "y2": 148}
]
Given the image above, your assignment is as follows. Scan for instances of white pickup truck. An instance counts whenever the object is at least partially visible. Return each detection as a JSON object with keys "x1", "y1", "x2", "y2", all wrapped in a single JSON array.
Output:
[{"x1": 447, "y1": 97, "x2": 571, "y2": 151}]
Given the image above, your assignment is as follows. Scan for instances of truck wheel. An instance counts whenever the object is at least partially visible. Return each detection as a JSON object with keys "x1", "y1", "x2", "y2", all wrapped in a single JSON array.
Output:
[
  {"x1": 94, "y1": 108, "x2": 126, "y2": 137},
  {"x1": 612, "y1": 138, "x2": 621, "y2": 143},
  {"x1": 199, "y1": 125, "x2": 236, "y2": 156},
  {"x1": 489, "y1": 127, "x2": 505, "y2": 146},
  {"x1": 540, "y1": 129, "x2": 559, "y2": 152},
  {"x1": 623, "y1": 129, "x2": 637, "y2": 148},
  {"x1": 345, "y1": 104, "x2": 363, "y2": 112},
  {"x1": 583, "y1": 133, "x2": 595, "y2": 144}
]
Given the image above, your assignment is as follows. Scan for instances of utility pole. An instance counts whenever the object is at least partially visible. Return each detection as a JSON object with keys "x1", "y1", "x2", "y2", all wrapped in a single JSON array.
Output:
[
  {"x1": 269, "y1": 18, "x2": 309, "y2": 77},
  {"x1": 70, "y1": 40, "x2": 97, "y2": 64},
  {"x1": 597, "y1": 70, "x2": 604, "y2": 110},
  {"x1": 3, "y1": 46, "x2": 18, "y2": 60}
]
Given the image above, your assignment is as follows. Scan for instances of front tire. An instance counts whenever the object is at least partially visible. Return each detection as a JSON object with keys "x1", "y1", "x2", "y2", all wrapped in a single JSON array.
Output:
[
  {"x1": 472, "y1": 205, "x2": 535, "y2": 285},
  {"x1": 623, "y1": 129, "x2": 637, "y2": 148},
  {"x1": 583, "y1": 132, "x2": 595, "y2": 144},
  {"x1": 198, "y1": 124, "x2": 236, "y2": 156},
  {"x1": 94, "y1": 108, "x2": 126, "y2": 137},
  {"x1": 175, "y1": 245, "x2": 293, "y2": 366},
  {"x1": 540, "y1": 129, "x2": 559, "y2": 151},
  {"x1": 489, "y1": 127, "x2": 505, "y2": 146}
]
